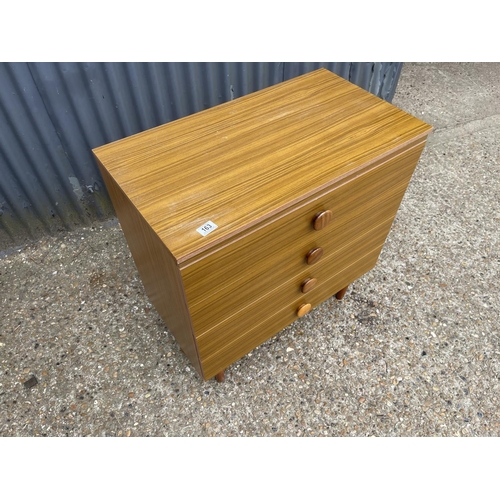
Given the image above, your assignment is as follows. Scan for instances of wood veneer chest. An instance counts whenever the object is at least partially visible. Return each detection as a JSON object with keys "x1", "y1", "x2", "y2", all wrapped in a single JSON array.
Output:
[{"x1": 92, "y1": 68, "x2": 432, "y2": 382}]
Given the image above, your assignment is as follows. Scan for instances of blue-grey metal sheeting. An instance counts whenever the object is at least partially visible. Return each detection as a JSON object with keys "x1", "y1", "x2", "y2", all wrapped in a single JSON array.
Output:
[{"x1": 0, "y1": 62, "x2": 403, "y2": 250}]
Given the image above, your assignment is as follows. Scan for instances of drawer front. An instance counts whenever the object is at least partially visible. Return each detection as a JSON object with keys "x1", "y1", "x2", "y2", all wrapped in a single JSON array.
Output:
[
  {"x1": 200, "y1": 245, "x2": 382, "y2": 379},
  {"x1": 181, "y1": 140, "x2": 425, "y2": 311},
  {"x1": 191, "y1": 215, "x2": 394, "y2": 337}
]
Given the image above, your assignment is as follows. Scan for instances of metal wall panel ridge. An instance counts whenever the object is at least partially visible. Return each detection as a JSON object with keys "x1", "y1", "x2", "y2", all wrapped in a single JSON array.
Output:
[{"x1": 0, "y1": 62, "x2": 403, "y2": 250}]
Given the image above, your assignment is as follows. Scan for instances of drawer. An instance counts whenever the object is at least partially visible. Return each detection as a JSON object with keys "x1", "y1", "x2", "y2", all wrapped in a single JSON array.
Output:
[
  {"x1": 181, "y1": 139, "x2": 426, "y2": 311},
  {"x1": 200, "y1": 244, "x2": 383, "y2": 379},
  {"x1": 196, "y1": 216, "x2": 393, "y2": 362}
]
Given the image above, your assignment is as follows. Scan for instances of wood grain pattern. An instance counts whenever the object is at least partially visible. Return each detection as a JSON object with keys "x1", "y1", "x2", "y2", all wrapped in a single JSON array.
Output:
[
  {"x1": 195, "y1": 217, "x2": 396, "y2": 361},
  {"x1": 189, "y1": 215, "x2": 396, "y2": 337},
  {"x1": 181, "y1": 140, "x2": 426, "y2": 311},
  {"x1": 313, "y1": 210, "x2": 333, "y2": 230},
  {"x1": 92, "y1": 68, "x2": 432, "y2": 263},
  {"x1": 306, "y1": 247, "x2": 324, "y2": 265},
  {"x1": 96, "y1": 162, "x2": 203, "y2": 378},
  {"x1": 301, "y1": 278, "x2": 317, "y2": 293},
  {"x1": 297, "y1": 304, "x2": 312, "y2": 317},
  {"x1": 200, "y1": 245, "x2": 383, "y2": 379}
]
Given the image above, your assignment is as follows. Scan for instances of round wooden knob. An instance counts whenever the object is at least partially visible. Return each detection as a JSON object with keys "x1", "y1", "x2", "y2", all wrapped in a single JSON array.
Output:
[
  {"x1": 301, "y1": 278, "x2": 317, "y2": 293},
  {"x1": 313, "y1": 210, "x2": 333, "y2": 230},
  {"x1": 306, "y1": 247, "x2": 323, "y2": 265},
  {"x1": 297, "y1": 303, "x2": 312, "y2": 318}
]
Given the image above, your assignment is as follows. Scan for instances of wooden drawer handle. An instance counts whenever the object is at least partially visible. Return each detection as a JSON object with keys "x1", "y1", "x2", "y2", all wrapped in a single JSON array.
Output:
[
  {"x1": 297, "y1": 303, "x2": 312, "y2": 318},
  {"x1": 306, "y1": 247, "x2": 323, "y2": 265},
  {"x1": 301, "y1": 278, "x2": 317, "y2": 293},
  {"x1": 313, "y1": 210, "x2": 333, "y2": 230}
]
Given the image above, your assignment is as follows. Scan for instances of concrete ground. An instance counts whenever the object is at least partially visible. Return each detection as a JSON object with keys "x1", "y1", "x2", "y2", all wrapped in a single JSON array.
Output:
[{"x1": 1, "y1": 63, "x2": 499, "y2": 437}]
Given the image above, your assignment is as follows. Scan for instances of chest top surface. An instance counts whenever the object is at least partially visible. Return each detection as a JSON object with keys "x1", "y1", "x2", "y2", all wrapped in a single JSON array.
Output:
[{"x1": 93, "y1": 68, "x2": 432, "y2": 263}]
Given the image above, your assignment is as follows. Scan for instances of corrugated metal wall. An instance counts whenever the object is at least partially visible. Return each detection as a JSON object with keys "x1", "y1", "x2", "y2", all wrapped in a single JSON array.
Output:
[{"x1": 0, "y1": 62, "x2": 403, "y2": 250}]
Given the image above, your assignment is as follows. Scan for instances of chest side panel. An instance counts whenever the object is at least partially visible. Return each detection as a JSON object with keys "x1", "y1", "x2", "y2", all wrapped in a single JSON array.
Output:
[{"x1": 97, "y1": 161, "x2": 203, "y2": 378}]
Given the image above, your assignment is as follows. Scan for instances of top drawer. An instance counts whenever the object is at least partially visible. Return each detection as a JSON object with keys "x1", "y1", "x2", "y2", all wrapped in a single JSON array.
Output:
[{"x1": 180, "y1": 140, "x2": 426, "y2": 310}]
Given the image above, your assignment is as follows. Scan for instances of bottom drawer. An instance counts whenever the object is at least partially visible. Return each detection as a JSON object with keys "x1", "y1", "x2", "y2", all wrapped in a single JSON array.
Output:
[{"x1": 200, "y1": 244, "x2": 382, "y2": 380}]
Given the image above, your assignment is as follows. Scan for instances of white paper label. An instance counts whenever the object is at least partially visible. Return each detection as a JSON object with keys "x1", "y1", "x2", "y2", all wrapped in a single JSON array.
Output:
[{"x1": 196, "y1": 220, "x2": 218, "y2": 236}]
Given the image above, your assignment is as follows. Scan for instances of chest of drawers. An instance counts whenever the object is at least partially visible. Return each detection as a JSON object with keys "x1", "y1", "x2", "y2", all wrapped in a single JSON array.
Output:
[{"x1": 92, "y1": 68, "x2": 432, "y2": 381}]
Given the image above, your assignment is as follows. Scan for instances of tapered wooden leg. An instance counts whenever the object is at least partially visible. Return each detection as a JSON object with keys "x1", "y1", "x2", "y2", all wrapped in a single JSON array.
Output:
[
  {"x1": 215, "y1": 370, "x2": 225, "y2": 383},
  {"x1": 335, "y1": 285, "x2": 349, "y2": 300}
]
